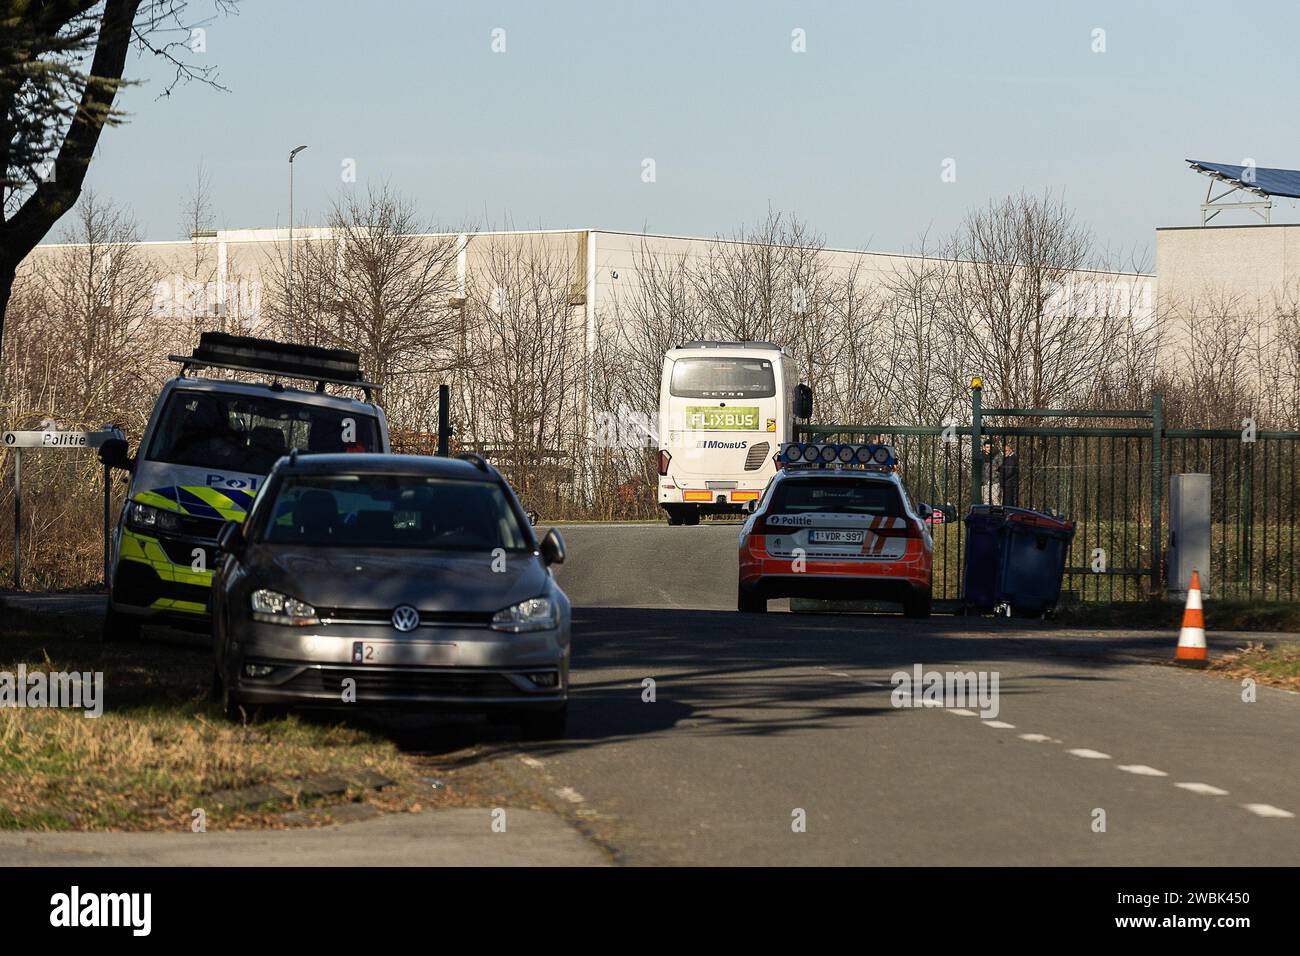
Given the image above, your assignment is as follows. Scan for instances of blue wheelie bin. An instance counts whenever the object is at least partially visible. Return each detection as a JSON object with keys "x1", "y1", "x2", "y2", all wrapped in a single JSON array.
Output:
[{"x1": 963, "y1": 505, "x2": 1075, "y2": 616}]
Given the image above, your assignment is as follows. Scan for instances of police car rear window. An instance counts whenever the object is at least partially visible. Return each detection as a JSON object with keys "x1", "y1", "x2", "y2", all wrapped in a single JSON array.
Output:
[{"x1": 771, "y1": 480, "x2": 903, "y2": 516}]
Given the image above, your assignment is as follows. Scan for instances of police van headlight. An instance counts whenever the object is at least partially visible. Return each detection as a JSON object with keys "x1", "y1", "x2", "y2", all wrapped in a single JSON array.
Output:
[
  {"x1": 127, "y1": 501, "x2": 182, "y2": 535},
  {"x1": 250, "y1": 589, "x2": 319, "y2": 626},
  {"x1": 492, "y1": 597, "x2": 556, "y2": 633}
]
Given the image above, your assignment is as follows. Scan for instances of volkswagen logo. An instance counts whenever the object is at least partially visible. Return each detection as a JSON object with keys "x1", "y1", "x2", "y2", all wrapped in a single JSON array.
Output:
[{"x1": 391, "y1": 605, "x2": 420, "y2": 632}]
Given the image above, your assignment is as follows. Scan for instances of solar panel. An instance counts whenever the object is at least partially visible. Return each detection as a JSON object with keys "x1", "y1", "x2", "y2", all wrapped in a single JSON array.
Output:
[{"x1": 1186, "y1": 159, "x2": 1300, "y2": 200}]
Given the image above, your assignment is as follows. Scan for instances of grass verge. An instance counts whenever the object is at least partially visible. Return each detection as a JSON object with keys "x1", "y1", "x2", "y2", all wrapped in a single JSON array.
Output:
[
  {"x1": 0, "y1": 601, "x2": 501, "y2": 831},
  {"x1": 1208, "y1": 641, "x2": 1300, "y2": 691},
  {"x1": 1052, "y1": 599, "x2": 1300, "y2": 632}
]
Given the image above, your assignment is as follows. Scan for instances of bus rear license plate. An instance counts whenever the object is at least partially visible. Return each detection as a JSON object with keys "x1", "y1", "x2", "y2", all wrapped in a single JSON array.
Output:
[{"x1": 809, "y1": 530, "x2": 864, "y2": 544}]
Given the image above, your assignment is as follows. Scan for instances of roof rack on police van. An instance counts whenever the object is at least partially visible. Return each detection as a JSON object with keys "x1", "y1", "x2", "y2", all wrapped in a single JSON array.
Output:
[
  {"x1": 777, "y1": 442, "x2": 898, "y2": 471},
  {"x1": 676, "y1": 340, "x2": 783, "y2": 351},
  {"x1": 169, "y1": 332, "x2": 382, "y2": 399}
]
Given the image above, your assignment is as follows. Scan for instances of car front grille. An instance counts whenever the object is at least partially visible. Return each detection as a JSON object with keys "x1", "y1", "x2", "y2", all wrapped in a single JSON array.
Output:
[
  {"x1": 283, "y1": 667, "x2": 526, "y2": 698},
  {"x1": 315, "y1": 608, "x2": 494, "y2": 627}
]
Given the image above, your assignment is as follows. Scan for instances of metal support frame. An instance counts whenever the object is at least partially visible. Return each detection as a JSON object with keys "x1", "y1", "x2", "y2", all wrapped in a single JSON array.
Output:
[{"x1": 1199, "y1": 171, "x2": 1272, "y2": 224}]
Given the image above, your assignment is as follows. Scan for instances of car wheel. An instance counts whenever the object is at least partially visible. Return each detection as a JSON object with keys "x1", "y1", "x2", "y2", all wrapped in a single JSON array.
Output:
[
  {"x1": 517, "y1": 705, "x2": 568, "y2": 741},
  {"x1": 101, "y1": 604, "x2": 141, "y2": 643},
  {"x1": 903, "y1": 591, "x2": 932, "y2": 618},
  {"x1": 737, "y1": 584, "x2": 767, "y2": 613}
]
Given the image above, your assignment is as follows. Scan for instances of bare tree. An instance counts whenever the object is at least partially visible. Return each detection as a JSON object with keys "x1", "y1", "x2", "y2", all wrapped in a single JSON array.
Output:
[
  {"x1": 266, "y1": 185, "x2": 462, "y2": 423},
  {"x1": 944, "y1": 191, "x2": 1125, "y2": 411},
  {"x1": 1, "y1": 1, "x2": 236, "y2": 352}
]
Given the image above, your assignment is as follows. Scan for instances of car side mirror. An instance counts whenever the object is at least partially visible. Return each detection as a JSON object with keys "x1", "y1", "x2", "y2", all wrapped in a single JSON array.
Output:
[
  {"x1": 793, "y1": 383, "x2": 814, "y2": 420},
  {"x1": 917, "y1": 503, "x2": 934, "y2": 520},
  {"x1": 943, "y1": 503, "x2": 958, "y2": 523},
  {"x1": 216, "y1": 520, "x2": 246, "y2": 558},
  {"x1": 540, "y1": 527, "x2": 566, "y2": 565},
  {"x1": 745, "y1": 498, "x2": 760, "y2": 514},
  {"x1": 98, "y1": 437, "x2": 133, "y2": 472}
]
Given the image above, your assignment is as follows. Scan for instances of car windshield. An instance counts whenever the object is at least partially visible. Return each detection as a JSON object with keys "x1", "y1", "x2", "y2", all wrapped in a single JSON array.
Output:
[
  {"x1": 147, "y1": 390, "x2": 380, "y2": 474},
  {"x1": 670, "y1": 357, "x2": 776, "y2": 398},
  {"x1": 262, "y1": 475, "x2": 531, "y2": 551},
  {"x1": 771, "y1": 478, "x2": 903, "y2": 516}
]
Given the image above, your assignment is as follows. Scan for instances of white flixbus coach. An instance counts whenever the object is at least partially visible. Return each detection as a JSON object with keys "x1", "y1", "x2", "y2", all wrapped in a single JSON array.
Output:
[{"x1": 657, "y1": 341, "x2": 811, "y2": 525}]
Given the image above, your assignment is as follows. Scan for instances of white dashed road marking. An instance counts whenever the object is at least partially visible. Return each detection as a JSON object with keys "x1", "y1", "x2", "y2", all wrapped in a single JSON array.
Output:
[
  {"x1": 1067, "y1": 748, "x2": 1111, "y2": 759},
  {"x1": 946, "y1": 709, "x2": 978, "y2": 717},
  {"x1": 982, "y1": 720, "x2": 1015, "y2": 729},
  {"x1": 1118, "y1": 765, "x2": 1168, "y2": 777},
  {"x1": 1241, "y1": 803, "x2": 1295, "y2": 819},
  {"x1": 1176, "y1": 782, "x2": 1229, "y2": 796},
  {"x1": 554, "y1": 787, "x2": 586, "y2": 804},
  {"x1": 1018, "y1": 733, "x2": 1060, "y2": 743}
]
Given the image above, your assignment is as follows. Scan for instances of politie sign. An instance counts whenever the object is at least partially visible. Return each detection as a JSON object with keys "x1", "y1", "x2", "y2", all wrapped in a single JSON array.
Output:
[{"x1": 3, "y1": 429, "x2": 118, "y2": 449}]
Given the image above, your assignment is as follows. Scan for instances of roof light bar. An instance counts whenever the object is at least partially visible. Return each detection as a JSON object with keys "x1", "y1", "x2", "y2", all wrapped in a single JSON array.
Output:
[{"x1": 777, "y1": 442, "x2": 897, "y2": 469}]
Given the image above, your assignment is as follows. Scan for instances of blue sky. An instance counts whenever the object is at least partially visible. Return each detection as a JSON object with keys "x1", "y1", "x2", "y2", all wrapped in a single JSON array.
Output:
[{"x1": 81, "y1": 0, "x2": 1300, "y2": 263}]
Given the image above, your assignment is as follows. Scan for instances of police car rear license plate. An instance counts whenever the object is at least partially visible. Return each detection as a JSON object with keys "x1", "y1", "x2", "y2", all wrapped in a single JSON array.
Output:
[{"x1": 809, "y1": 529, "x2": 864, "y2": 544}]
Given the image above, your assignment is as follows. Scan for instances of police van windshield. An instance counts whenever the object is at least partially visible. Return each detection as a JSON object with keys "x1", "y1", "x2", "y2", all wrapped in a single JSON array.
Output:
[
  {"x1": 147, "y1": 390, "x2": 380, "y2": 475},
  {"x1": 772, "y1": 479, "x2": 903, "y2": 516},
  {"x1": 262, "y1": 475, "x2": 530, "y2": 551},
  {"x1": 670, "y1": 358, "x2": 776, "y2": 399}
]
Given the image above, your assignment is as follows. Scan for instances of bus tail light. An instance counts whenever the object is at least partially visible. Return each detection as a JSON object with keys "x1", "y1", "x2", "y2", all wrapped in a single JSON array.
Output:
[{"x1": 658, "y1": 450, "x2": 671, "y2": 476}]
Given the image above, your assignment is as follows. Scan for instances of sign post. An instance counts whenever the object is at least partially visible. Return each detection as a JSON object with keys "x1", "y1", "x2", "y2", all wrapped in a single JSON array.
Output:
[{"x1": 2, "y1": 426, "x2": 125, "y2": 589}]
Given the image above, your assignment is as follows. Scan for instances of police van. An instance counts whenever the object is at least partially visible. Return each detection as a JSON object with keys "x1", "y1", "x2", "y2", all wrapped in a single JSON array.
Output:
[
  {"x1": 98, "y1": 333, "x2": 389, "y2": 639},
  {"x1": 657, "y1": 341, "x2": 811, "y2": 525}
]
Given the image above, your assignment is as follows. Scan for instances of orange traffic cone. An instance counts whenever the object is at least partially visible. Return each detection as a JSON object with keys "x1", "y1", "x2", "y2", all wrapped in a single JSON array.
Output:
[{"x1": 1174, "y1": 570, "x2": 1208, "y2": 665}]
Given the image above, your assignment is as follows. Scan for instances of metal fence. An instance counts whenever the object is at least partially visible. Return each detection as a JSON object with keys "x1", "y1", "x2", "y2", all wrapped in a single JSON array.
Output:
[{"x1": 798, "y1": 391, "x2": 1300, "y2": 604}]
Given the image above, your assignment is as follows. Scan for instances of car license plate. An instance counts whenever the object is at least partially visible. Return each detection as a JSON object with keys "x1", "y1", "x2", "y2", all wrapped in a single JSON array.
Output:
[{"x1": 809, "y1": 529, "x2": 864, "y2": 544}]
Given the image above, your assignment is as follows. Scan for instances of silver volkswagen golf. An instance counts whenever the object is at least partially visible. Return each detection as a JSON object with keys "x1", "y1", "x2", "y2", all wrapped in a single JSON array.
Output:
[{"x1": 210, "y1": 452, "x2": 570, "y2": 738}]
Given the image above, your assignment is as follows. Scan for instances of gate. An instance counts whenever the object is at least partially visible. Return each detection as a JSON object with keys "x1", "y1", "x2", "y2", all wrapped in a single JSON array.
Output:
[{"x1": 797, "y1": 384, "x2": 1300, "y2": 603}]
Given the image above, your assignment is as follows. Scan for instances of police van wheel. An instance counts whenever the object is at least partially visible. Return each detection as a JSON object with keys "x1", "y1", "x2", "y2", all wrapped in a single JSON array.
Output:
[
  {"x1": 101, "y1": 605, "x2": 141, "y2": 643},
  {"x1": 903, "y1": 592, "x2": 932, "y2": 619},
  {"x1": 737, "y1": 585, "x2": 767, "y2": 613}
]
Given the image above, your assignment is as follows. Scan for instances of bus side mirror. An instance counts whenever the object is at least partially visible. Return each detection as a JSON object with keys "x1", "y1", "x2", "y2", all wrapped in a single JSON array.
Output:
[
  {"x1": 98, "y1": 438, "x2": 133, "y2": 472},
  {"x1": 793, "y1": 384, "x2": 813, "y2": 420}
]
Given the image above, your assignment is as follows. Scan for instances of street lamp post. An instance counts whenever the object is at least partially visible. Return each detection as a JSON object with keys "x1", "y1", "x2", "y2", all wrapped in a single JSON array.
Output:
[{"x1": 288, "y1": 144, "x2": 308, "y2": 326}]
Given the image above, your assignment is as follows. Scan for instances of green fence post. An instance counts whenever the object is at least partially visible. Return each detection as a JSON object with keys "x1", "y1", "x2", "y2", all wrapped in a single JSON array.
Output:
[
  {"x1": 970, "y1": 378, "x2": 984, "y2": 505},
  {"x1": 1151, "y1": 392, "x2": 1163, "y2": 597}
]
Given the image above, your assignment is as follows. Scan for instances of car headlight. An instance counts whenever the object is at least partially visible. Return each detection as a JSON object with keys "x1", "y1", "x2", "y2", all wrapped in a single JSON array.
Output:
[
  {"x1": 491, "y1": 597, "x2": 556, "y2": 633},
  {"x1": 126, "y1": 501, "x2": 182, "y2": 534},
  {"x1": 250, "y1": 589, "x2": 319, "y2": 626}
]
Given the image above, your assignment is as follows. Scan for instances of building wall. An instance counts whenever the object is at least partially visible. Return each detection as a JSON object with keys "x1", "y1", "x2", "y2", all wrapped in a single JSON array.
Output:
[{"x1": 1156, "y1": 223, "x2": 1300, "y2": 309}]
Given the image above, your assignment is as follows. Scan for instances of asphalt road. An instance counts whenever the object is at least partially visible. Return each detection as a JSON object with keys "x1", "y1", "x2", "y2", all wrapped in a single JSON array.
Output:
[
  {"x1": 530, "y1": 522, "x2": 1300, "y2": 865},
  {"x1": 4, "y1": 521, "x2": 1297, "y2": 866}
]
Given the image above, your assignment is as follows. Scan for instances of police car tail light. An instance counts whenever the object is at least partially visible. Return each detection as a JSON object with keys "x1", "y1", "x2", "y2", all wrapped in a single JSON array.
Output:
[{"x1": 658, "y1": 450, "x2": 671, "y2": 476}]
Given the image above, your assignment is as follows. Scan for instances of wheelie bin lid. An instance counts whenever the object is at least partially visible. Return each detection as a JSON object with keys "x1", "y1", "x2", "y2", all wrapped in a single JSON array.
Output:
[{"x1": 964, "y1": 505, "x2": 1074, "y2": 535}]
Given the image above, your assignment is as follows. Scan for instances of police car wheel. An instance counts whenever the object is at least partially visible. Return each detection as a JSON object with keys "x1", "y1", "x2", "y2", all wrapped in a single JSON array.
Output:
[
  {"x1": 101, "y1": 605, "x2": 141, "y2": 643},
  {"x1": 737, "y1": 585, "x2": 767, "y2": 613}
]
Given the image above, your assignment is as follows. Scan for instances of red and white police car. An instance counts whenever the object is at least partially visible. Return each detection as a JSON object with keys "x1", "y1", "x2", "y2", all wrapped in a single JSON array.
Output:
[{"x1": 737, "y1": 442, "x2": 951, "y2": 616}]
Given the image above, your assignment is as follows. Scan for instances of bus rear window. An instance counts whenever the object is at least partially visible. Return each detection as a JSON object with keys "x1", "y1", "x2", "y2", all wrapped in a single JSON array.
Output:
[
  {"x1": 670, "y1": 358, "x2": 776, "y2": 399},
  {"x1": 771, "y1": 480, "x2": 903, "y2": 516}
]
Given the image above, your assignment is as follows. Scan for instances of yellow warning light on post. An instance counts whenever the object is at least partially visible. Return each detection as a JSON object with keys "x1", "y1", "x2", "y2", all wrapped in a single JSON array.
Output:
[{"x1": 971, "y1": 376, "x2": 984, "y2": 389}]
